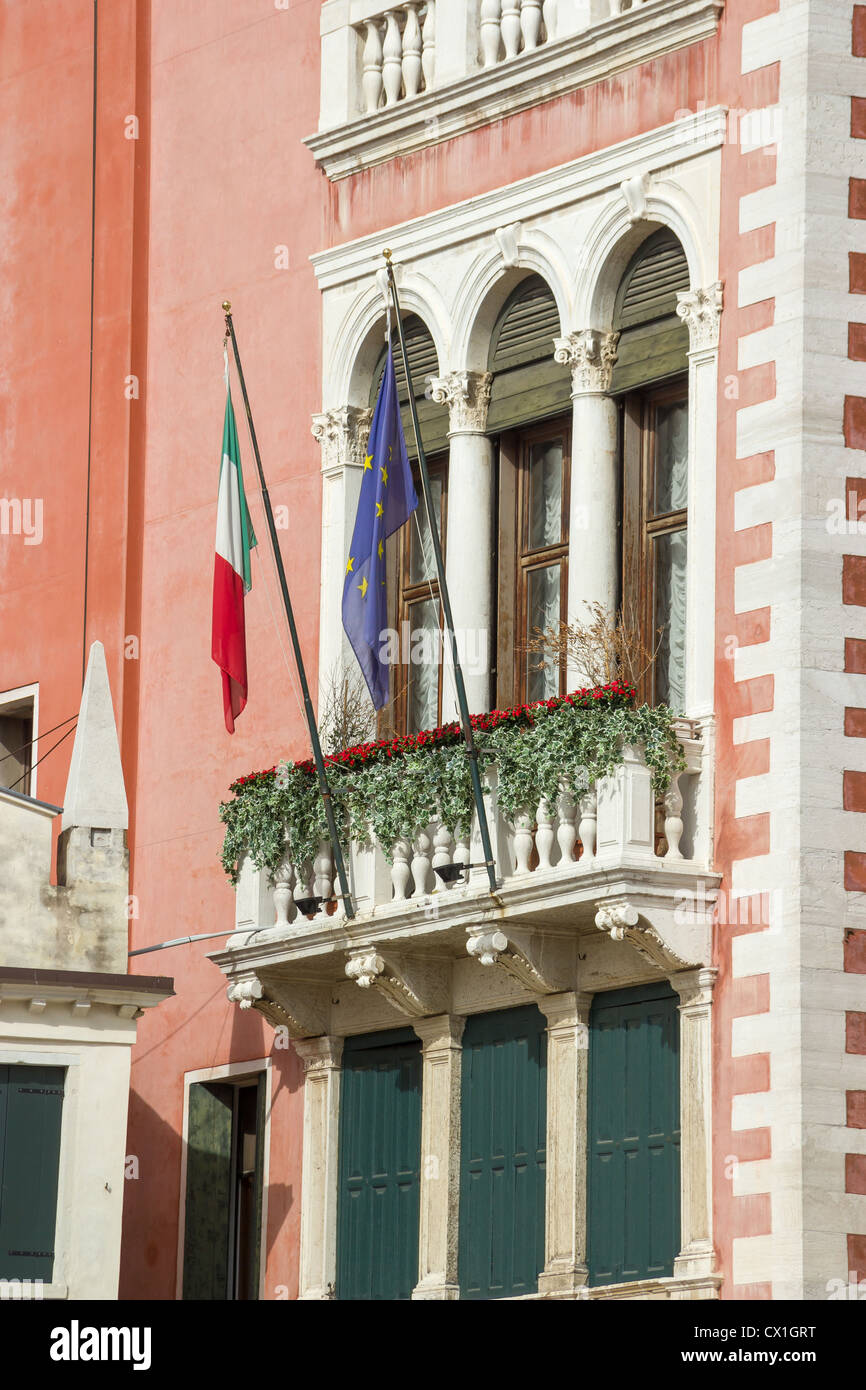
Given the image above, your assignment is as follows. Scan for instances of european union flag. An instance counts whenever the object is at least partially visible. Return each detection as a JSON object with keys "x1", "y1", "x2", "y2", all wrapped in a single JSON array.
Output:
[{"x1": 342, "y1": 346, "x2": 419, "y2": 709}]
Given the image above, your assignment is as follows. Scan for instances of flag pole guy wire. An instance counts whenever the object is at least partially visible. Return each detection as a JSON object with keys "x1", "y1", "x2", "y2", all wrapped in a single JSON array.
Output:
[
  {"x1": 222, "y1": 302, "x2": 355, "y2": 920},
  {"x1": 382, "y1": 252, "x2": 499, "y2": 896}
]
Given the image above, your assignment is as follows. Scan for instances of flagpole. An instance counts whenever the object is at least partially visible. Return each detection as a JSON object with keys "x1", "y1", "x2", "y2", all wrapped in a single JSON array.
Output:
[
  {"x1": 381, "y1": 253, "x2": 499, "y2": 897},
  {"x1": 222, "y1": 302, "x2": 355, "y2": 920}
]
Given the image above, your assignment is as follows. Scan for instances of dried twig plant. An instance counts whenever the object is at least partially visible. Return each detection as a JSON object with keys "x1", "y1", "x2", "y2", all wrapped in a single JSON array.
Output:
[{"x1": 523, "y1": 601, "x2": 663, "y2": 693}]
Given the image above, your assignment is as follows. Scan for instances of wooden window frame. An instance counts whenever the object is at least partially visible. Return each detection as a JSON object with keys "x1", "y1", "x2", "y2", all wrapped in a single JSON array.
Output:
[
  {"x1": 513, "y1": 416, "x2": 571, "y2": 705},
  {"x1": 621, "y1": 376, "x2": 688, "y2": 707},
  {"x1": 391, "y1": 452, "x2": 449, "y2": 736}
]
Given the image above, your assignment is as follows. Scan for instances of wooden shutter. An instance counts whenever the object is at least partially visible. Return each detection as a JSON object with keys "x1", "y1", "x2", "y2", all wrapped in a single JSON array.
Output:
[
  {"x1": 459, "y1": 1005, "x2": 547, "y2": 1299},
  {"x1": 610, "y1": 229, "x2": 690, "y2": 394},
  {"x1": 588, "y1": 983, "x2": 680, "y2": 1287},
  {"x1": 487, "y1": 278, "x2": 570, "y2": 432},
  {"x1": 182, "y1": 1081, "x2": 234, "y2": 1300},
  {"x1": 337, "y1": 1030, "x2": 422, "y2": 1300},
  {"x1": 0, "y1": 1064, "x2": 65, "y2": 1282}
]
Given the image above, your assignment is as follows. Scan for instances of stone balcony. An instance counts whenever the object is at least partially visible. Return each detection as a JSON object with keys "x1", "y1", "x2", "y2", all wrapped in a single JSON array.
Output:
[
  {"x1": 305, "y1": 0, "x2": 724, "y2": 178},
  {"x1": 213, "y1": 716, "x2": 719, "y2": 1036}
]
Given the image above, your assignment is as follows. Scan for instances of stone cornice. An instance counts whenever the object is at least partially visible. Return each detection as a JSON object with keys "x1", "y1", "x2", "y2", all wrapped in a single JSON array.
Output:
[
  {"x1": 309, "y1": 105, "x2": 728, "y2": 293},
  {"x1": 305, "y1": 0, "x2": 725, "y2": 182}
]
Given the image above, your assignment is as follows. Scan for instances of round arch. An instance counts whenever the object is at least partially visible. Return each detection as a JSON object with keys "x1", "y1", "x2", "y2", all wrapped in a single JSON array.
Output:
[
  {"x1": 453, "y1": 228, "x2": 572, "y2": 373},
  {"x1": 326, "y1": 270, "x2": 451, "y2": 408}
]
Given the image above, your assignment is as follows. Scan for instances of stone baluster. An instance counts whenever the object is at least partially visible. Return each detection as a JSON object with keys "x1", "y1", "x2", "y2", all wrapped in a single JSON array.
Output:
[
  {"x1": 664, "y1": 771, "x2": 685, "y2": 861},
  {"x1": 541, "y1": 0, "x2": 554, "y2": 39},
  {"x1": 577, "y1": 786, "x2": 597, "y2": 863},
  {"x1": 273, "y1": 843, "x2": 296, "y2": 927},
  {"x1": 556, "y1": 779, "x2": 577, "y2": 866},
  {"x1": 412, "y1": 828, "x2": 433, "y2": 895},
  {"x1": 535, "y1": 797, "x2": 555, "y2": 871},
  {"x1": 432, "y1": 821, "x2": 454, "y2": 883},
  {"x1": 500, "y1": 0, "x2": 522, "y2": 57},
  {"x1": 421, "y1": 1, "x2": 435, "y2": 89},
  {"x1": 520, "y1": 0, "x2": 543, "y2": 49},
  {"x1": 609, "y1": 0, "x2": 626, "y2": 15},
  {"x1": 361, "y1": 20, "x2": 384, "y2": 113},
  {"x1": 454, "y1": 824, "x2": 471, "y2": 880},
  {"x1": 513, "y1": 809, "x2": 534, "y2": 875},
  {"x1": 480, "y1": 0, "x2": 502, "y2": 65},
  {"x1": 391, "y1": 836, "x2": 413, "y2": 900},
  {"x1": 294, "y1": 860, "x2": 315, "y2": 908},
  {"x1": 314, "y1": 838, "x2": 334, "y2": 914},
  {"x1": 382, "y1": 10, "x2": 404, "y2": 105},
  {"x1": 402, "y1": 3, "x2": 423, "y2": 97}
]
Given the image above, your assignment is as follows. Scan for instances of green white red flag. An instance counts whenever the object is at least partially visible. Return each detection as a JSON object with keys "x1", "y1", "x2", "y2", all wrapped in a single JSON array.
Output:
[{"x1": 212, "y1": 379, "x2": 256, "y2": 732}]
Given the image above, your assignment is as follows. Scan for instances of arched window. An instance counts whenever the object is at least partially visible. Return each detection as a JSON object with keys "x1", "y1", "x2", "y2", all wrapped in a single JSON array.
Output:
[
  {"x1": 372, "y1": 317, "x2": 448, "y2": 734},
  {"x1": 487, "y1": 276, "x2": 571, "y2": 706},
  {"x1": 613, "y1": 230, "x2": 690, "y2": 711}
]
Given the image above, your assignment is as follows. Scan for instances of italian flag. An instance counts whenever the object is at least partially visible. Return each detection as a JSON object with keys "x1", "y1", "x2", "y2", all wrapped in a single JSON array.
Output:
[{"x1": 212, "y1": 382, "x2": 256, "y2": 733}]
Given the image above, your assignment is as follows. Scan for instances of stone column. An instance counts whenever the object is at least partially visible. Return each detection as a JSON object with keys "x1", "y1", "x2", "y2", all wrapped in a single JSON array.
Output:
[
  {"x1": 428, "y1": 371, "x2": 494, "y2": 718},
  {"x1": 411, "y1": 1014, "x2": 465, "y2": 1300},
  {"x1": 311, "y1": 406, "x2": 373, "y2": 694},
  {"x1": 294, "y1": 1035, "x2": 344, "y2": 1300},
  {"x1": 553, "y1": 331, "x2": 620, "y2": 687},
  {"x1": 537, "y1": 990, "x2": 593, "y2": 1296},
  {"x1": 676, "y1": 284, "x2": 723, "y2": 720},
  {"x1": 670, "y1": 967, "x2": 717, "y2": 1281}
]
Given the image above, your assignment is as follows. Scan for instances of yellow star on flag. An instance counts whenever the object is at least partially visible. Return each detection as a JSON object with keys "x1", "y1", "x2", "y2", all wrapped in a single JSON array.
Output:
[
  {"x1": 380, "y1": 464, "x2": 388, "y2": 485},
  {"x1": 357, "y1": 576, "x2": 368, "y2": 598},
  {"x1": 378, "y1": 539, "x2": 384, "y2": 559},
  {"x1": 363, "y1": 453, "x2": 373, "y2": 472},
  {"x1": 375, "y1": 501, "x2": 383, "y2": 518},
  {"x1": 346, "y1": 555, "x2": 355, "y2": 574}
]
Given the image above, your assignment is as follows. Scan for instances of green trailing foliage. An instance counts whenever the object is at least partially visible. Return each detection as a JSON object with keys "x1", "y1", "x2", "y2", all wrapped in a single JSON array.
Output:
[{"x1": 219, "y1": 686, "x2": 685, "y2": 886}]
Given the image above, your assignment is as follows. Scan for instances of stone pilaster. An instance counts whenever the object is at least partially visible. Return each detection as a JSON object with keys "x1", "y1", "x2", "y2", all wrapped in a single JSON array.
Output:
[
  {"x1": 295, "y1": 1035, "x2": 344, "y2": 1300},
  {"x1": 670, "y1": 967, "x2": 717, "y2": 1281},
  {"x1": 411, "y1": 1014, "x2": 465, "y2": 1300},
  {"x1": 537, "y1": 991, "x2": 593, "y2": 1295}
]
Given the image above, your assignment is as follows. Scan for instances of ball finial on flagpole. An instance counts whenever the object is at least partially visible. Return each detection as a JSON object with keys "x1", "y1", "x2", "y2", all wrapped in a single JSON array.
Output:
[
  {"x1": 382, "y1": 248, "x2": 392, "y2": 263},
  {"x1": 222, "y1": 300, "x2": 232, "y2": 313}
]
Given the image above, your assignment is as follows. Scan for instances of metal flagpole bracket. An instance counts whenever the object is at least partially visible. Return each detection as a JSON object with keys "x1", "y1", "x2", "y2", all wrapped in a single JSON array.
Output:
[
  {"x1": 381, "y1": 251, "x2": 499, "y2": 897},
  {"x1": 221, "y1": 304, "x2": 355, "y2": 920}
]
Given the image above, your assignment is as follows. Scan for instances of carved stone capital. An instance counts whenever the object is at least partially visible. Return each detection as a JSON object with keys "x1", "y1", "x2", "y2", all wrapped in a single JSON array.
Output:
[
  {"x1": 466, "y1": 928, "x2": 573, "y2": 993},
  {"x1": 671, "y1": 966, "x2": 718, "y2": 1011},
  {"x1": 553, "y1": 329, "x2": 620, "y2": 394},
  {"x1": 676, "y1": 282, "x2": 723, "y2": 351},
  {"x1": 294, "y1": 1033, "x2": 344, "y2": 1074},
  {"x1": 427, "y1": 370, "x2": 493, "y2": 434},
  {"x1": 311, "y1": 405, "x2": 374, "y2": 475},
  {"x1": 594, "y1": 898, "x2": 696, "y2": 974},
  {"x1": 227, "y1": 975, "x2": 329, "y2": 1038},
  {"x1": 345, "y1": 950, "x2": 448, "y2": 1018}
]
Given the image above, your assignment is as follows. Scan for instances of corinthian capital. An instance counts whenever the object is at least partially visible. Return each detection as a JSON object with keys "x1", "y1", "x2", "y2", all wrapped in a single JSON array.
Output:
[
  {"x1": 311, "y1": 405, "x2": 373, "y2": 474},
  {"x1": 676, "y1": 282, "x2": 723, "y2": 351},
  {"x1": 553, "y1": 329, "x2": 620, "y2": 394},
  {"x1": 427, "y1": 370, "x2": 493, "y2": 434}
]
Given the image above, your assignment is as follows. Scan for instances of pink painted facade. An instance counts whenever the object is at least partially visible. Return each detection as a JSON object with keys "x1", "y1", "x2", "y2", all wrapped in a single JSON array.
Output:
[{"x1": 2, "y1": 0, "x2": 865, "y2": 1301}]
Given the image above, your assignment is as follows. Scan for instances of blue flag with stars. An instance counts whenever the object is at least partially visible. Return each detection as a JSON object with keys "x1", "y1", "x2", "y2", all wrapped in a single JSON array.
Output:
[{"x1": 342, "y1": 345, "x2": 419, "y2": 709}]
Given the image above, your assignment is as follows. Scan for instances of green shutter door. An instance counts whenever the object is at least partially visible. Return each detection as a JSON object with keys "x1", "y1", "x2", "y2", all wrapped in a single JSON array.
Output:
[
  {"x1": 337, "y1": 1030, "x2": 422, "y2": 1300},
  {"x1": 0, "y1": 1064, "x2": 65, "y2": 1283},
  {"x1": 588, "y1": 983, "x2": 680, "y2": 1287},
  {"x1": 459, "y1": 1005, "x2": 547, "y2": 1300},
  {"x1": 182, "y1": 1081, "x2": 234, "y2": 1300}
]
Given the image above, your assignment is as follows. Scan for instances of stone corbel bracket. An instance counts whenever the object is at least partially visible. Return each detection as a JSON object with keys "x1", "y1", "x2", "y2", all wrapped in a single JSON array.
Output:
[
  {"x1": 494, "y1": 221, "x2": 522, "y2": 267},
  {"x1": 594, "y1": 898, "x2": 697, "y2": 974},
  {"x1": 227, "y1": 975, "x2": 329, "y2": 1038},
  {"x1": 466, "y1": 928, "x2": 574, "y2": 994},
  {"x1": 345, "y1": 950, "x2": 449, "y2": 1018},
  {"x1": 620, "y1": 170, "x2": 651, "y2": 223}
]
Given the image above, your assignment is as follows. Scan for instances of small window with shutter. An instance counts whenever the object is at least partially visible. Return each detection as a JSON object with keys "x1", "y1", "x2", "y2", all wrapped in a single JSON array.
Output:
[{"x1": 0, "y1": 1064, "x2": 65, "y2": 1284}]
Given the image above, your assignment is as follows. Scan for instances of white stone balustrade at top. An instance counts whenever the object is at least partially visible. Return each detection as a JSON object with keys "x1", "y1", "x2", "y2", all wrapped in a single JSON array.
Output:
[{"x1": 231, "y1": 721, "x2": 709, "y2": 934}]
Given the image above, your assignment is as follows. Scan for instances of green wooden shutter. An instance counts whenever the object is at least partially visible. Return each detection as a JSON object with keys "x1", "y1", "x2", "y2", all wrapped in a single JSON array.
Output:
[
  {"x1": 182, "y1": 1081, "x2": 234, "y2": 1300},
  {"x1": 588, "y1": 982, "x2": 680, "y2": 1287},
  {"x1": 0, "y1": 1064, "x2": 65, "y2": 1283},
  {"x1": 610, "y1": 229, "x2": 690, "y2": 393},
  {"x1": 487, "y1": 278, "x2": 570, "y2": 431},
  {"x1": 371, "y1": 317, "x2": 449, "y2": 453},
  {"x1": 337, "y1": 1029, "x2": 422, "y2": 1300},
  {"x1": 459, "y1": 1005, "x2": 547, "y2": 1300}
]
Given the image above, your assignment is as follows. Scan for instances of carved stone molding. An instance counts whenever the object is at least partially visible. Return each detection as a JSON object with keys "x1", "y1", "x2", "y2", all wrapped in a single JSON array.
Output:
[
  {"x1": 620, "y1": 170, "x2": 651, "y2": 223},
  {"x1": 427, "y1": 370, "x2": 493, "y2": 434},
  {"x1": 294, "y1": 1033, "x2": 344, "y2": 1075},
  {"x1": 494, "y1": 221, "x2": 522, "y2": 268},
  {"x1": 553, "y1": 329, "x2": 620, "y2": 394},
  {"x1": 594, "y1": 898, "x2": 696, "y2": 974},
  {"x1": 670, "y1": 966, "x2": 718, "y2": 1011},
  {"x1": 465, "y1": 928, "x2": 572, "y2": 993},
  {"x1": 227, "y1": 975, "x2": 329, "y2": 1038},
  {"x1": 344, "y1": 950, "x2": 448, "y2": 1018},
  {"x1": 311, "y1": 404, "x2": 374, "y2": 475},
  {"x1": 676, "y1": 282, "x2": 723, "y2": 351}
]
